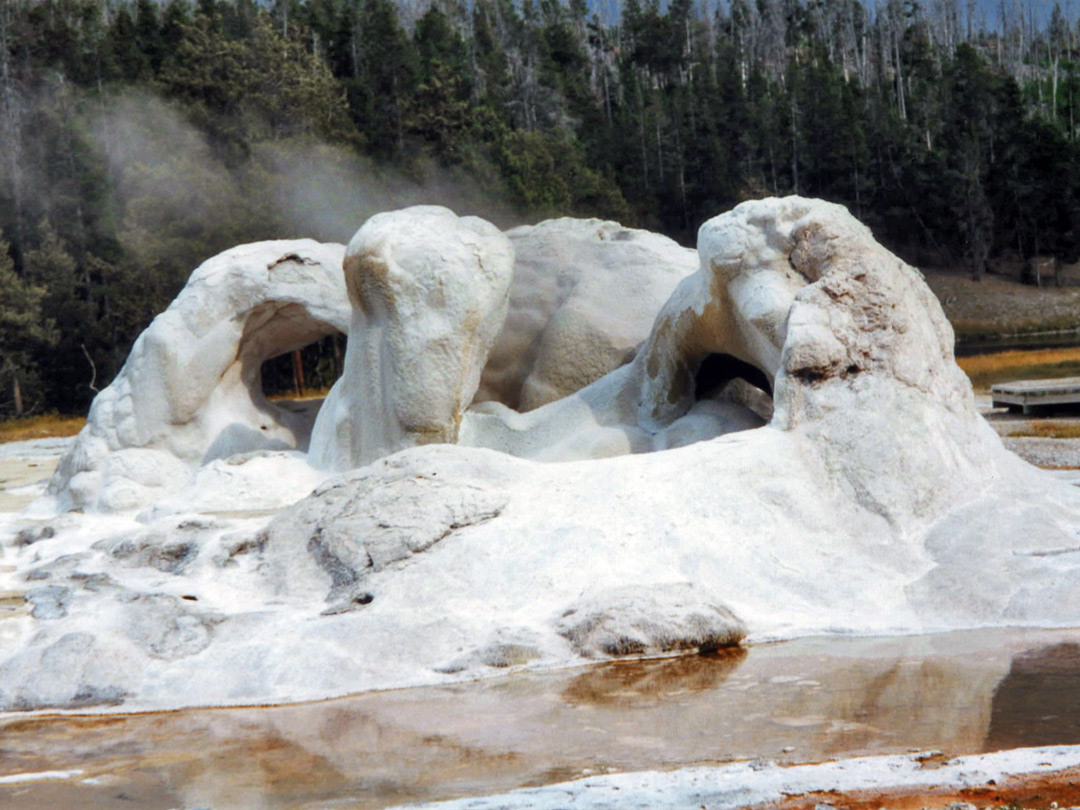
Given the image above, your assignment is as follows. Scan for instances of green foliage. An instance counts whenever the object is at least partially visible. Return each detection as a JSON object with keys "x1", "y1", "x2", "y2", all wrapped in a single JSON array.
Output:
[
  {"x1": 0, "y1": 237, "x2": 58, "y2": 417},
  {"x1": 409, "y1": 4, "x2": 472, "y2": 160},
  {"x1": 498, "y1": 130, "x2": 629, "y2": 220},
  {"x1": 159, "y1": 11, "x2": 351, "y2": 145},
  {"x1": 349, "y1": 0, "x2": 415, "y2": 158}
]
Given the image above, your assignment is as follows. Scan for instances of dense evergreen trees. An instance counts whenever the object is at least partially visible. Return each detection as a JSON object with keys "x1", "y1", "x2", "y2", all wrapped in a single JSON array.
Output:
[{"x1": 1, "y1": 0, "x2": 1079, "y2": 417}]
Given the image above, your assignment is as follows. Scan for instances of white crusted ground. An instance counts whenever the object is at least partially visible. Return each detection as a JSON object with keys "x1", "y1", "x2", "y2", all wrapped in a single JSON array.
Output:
[{"x1": 395, "y1": 746, "x2": 1080, "y2": 810}]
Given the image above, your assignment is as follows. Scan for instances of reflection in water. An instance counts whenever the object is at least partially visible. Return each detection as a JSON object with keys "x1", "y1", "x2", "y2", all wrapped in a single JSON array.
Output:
[
  {"x1": 1, "y1": 628, "x2": 1079, "y2": 810},
  {"x1": 985, "y1": 642, "x2": 1080, "y2": 751},
  {"x1": 562, "y1": 648, "x2": 747, "y2": 706}
]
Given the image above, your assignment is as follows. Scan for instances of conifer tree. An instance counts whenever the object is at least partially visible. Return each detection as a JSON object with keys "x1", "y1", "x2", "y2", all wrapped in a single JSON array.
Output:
[{"x1": 0, "y1": 235, "x2": 57, "y2": 416}]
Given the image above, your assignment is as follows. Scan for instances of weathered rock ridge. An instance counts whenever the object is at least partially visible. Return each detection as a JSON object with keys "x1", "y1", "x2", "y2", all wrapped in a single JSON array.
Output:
[{"x1": 3, "y1": 197, "x2": 1078, "y2": 712}]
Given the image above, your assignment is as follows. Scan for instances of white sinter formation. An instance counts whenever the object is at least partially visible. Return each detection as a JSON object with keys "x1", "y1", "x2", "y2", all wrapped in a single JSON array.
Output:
[{"x1": 2, "y1": 197, "x2": 1078, "y2": 713}]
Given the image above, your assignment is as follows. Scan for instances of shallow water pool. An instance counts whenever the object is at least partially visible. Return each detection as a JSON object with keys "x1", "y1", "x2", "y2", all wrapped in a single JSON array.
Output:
[{"x1": 2, "y1": 627, "x2": 1079, "y2": 809}]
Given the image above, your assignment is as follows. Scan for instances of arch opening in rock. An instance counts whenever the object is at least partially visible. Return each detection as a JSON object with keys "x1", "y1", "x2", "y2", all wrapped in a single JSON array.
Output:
[
  {"x1": 693, "y1": 353, "x2": 774, "y2": 424},
  {"x1": 44, "y1": 239, "x2": 350, "y2": 513},
  {"x1": 694, "y1": 353, "x2": 773, "y2": 399},
  {"x1": 220, "y1": 302, "x2": 345, "y2": 458}
]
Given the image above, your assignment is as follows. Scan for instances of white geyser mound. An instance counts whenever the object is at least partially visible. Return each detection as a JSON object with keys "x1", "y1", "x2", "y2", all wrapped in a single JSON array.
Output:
[{"x1": 3, "y1": 197, "x2": 1079, "y2": 713}]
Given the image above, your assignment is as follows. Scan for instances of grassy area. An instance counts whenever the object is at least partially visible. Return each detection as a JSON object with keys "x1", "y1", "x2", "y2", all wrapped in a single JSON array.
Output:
[
  {"x1": 1006, "y1": 421, "x2": 1080, "y2": 439},
  {"x1": 0, "y1": 414, "x2": 85, "y2": 444},
  {"x1": 957, "y1": 346, "x2": 1080, "y2": 392},
  {"x1": 3, "y1": 344, "x2": 1079, "y2": 443},
  {"x1": 0, "y1": 387, "x2": 329, "y2": 446},
  {"x1": 267, "y1": 385, "x2": 333, "y2": 401},
  {"x1": 950, "y1": 314, "x2": 1080, "y2": 338},
  {"x1": 925, "y1": 269, "x2": 1080, "y2": 339}
]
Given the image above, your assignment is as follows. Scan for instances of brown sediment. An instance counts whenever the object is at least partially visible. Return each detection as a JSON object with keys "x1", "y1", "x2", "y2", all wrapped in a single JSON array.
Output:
[
  {"x1": 405, "y1": 423, "x2": 457, "y2": 446},
  {"x1": 562, "y1": 647, "x2": 747, "y2": 706},
  {"x1": 769, "y1": 765, "x2": 1080, "y2": 810}
]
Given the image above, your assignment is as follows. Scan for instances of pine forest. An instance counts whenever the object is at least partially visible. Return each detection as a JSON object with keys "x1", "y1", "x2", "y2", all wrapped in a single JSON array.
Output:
[{"x1": 1, "y1": 0, "x2": 1079, "y2": 417}]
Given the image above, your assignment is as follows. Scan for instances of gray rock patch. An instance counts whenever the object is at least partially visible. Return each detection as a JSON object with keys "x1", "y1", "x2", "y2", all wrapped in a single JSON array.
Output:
[
  {"x1": 478, "y1": 643, "x2": 542, "y2": 668},
  {"x1": 0, "y1": 632, "x2": 129, "y2": 711},
  {"x1": 263, "y1": 471, "x2": 509, "y2": 602},
  {"x1": 14, "y1": 525, "x2": 55, "y2": 547},
  {"x1": 556, "y1": 583, "x2": 747, "y2": 658},
  {"x1": 24, "y1": 552, "x2": 91, "y2": 581},
  {"x1": 124, "y1": 594, "x2": 219, "y2": 660},
  {"x1": 434, "y1": 636, "x2": 544, "y2": 674},
  {"x1": 25, "y1": 585, "x2": 71, "y2": 619},
  {"x1": 96, "y1": 530, "x2": 200, "y2": 574}
]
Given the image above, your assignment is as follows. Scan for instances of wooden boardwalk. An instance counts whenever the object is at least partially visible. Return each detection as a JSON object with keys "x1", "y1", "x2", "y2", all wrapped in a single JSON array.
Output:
[{"x1": 991, "y1": 377, "x2": 1080, "y2": 413}]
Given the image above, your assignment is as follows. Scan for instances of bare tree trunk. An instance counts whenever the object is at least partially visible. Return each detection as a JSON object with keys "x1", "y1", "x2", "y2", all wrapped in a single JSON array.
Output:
[
  {"x1": 81, "y1": 344, "x2": 99, "y2": 393},
  {"x1": 0, "y1": 0, "x2": 26, "y2": 252},
  {"x1": 768, "y1": 140, "x2": 778, "y2": 193},
  {"x1": 656, "y1": 114, "x2": 663, "y2": 183},
  {"x1": 392, "y1": 71, "x2": 404, "y2": 151},
  {"x1": 852, "y1": 139, "x2": 861, "y2": 218},
  {"x1": 673, "y1": 120, "x2": 687, "y2": 229},
  {"x1": 789, "y1": 90, "x2": 799, "y2": 194},
  {"x1": 996, "y1": 0, "x2": 1004, "y2": 65},
  {"x1": 57, "y1": 79, "x2": 89, "y2": 271},
  {"x1": 637, "y1": 81, "x2": 649, "y2": 189},
  {"x1": 599, "y1": 30, "x2": 612, "y2": 123},
  {"x1": 292, "y1": 349, "x2": 306, "y2": 396},
  {"x1": 893, "y1": 23, "x2": 906, "y2": 120},
  {"x1": 1052, "y1": 54, "x2": 1059, "y2": 122}
]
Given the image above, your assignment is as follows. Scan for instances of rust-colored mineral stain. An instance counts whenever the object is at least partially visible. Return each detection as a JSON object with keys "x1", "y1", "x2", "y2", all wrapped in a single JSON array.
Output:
[
  {"x1": 345, "y1": 250, "x2": 397, "y2": 316},
  {"x1": 772, "y1": 766, "x2": 1080, "y2": 810}
]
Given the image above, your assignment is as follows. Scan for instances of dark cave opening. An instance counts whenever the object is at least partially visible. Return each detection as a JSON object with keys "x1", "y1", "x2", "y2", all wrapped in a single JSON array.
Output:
[
  {"x1": 692, "y1": 352, "x2": 775, "y2": 424},
  {"x1": 693, "y1": 353, "x2": 773, "y2": 401}
]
